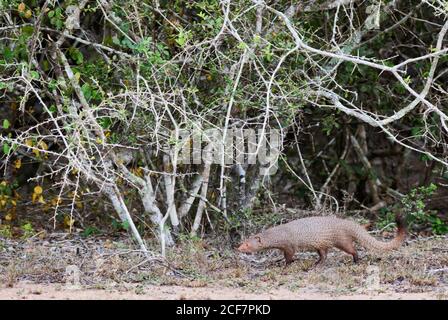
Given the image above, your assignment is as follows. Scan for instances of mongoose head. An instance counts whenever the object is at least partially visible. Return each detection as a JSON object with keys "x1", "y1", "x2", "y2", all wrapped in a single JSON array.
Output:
[{"x1": 237, "y1": 234, "x2": 265, "y2": 253}]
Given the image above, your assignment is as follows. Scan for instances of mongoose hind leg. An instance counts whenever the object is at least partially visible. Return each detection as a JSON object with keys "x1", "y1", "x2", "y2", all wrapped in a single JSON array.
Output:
[{"x1": 335, "y1": 241, "x2": 359, "y2": 263}]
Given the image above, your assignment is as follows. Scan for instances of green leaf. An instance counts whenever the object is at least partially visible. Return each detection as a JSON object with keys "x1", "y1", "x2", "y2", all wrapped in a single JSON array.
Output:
[
  {"x1": 48, "y1": 105, "x2": 57, "y2": 114},
  {"x1": 30, "y1": 70, "x2": 39, "y2": 79},
  {"x1": 2, "y1": 119, "x2": 10, "y2": 129},
  {"x1": 175, "y1": 30, "x2": 188, "y2": 47},
  {"x1": 81, "y1": 83, "x2": 92, "y2": 101},
  {"x1": 2, "y1": 143, "x2": 10, "y2": 155},
  {"x1": 69, "y1": 47, "x2": 84, "y2": 65},
  {"x1": 99, "y1": 117, "x2": 112, "y2": 129},
  {"x1": 3, "y1": 47, "x2": 13, "y2": 61},
  {"x1": 121, "y1": 220, "x2": 130, "y2": 230},
  {"x1": 21, "y1": 25, "x2": 34, "y2": 37},
  {"x1": 112, "y1": 36, "x2": 121, "y2": 46},
  {"x1": 56, "y1": 19, "x2": 64, "y2": 30},
  {"x1": 238, "y1": 42, "x2": 248, "y2": 50},
  {"x1": 48, "y1": 79, "x2": 58, "y2": 91},
  {"x1": 47, "y1": 10, "x2": 54, "y2": 18},
  {"x1": 121, "y1": 38, "x2": 135, "y2": 50}
]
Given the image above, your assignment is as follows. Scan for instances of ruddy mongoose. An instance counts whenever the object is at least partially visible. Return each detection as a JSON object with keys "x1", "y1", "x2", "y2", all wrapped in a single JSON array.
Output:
[{"x1": 237, "y1": 215, "x2": 406, "y2": 267}]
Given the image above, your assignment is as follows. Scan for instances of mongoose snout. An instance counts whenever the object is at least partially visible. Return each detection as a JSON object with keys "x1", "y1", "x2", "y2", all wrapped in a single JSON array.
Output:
[{"x1": 237, "y1": 236, "x2": 262, "y2": 253}]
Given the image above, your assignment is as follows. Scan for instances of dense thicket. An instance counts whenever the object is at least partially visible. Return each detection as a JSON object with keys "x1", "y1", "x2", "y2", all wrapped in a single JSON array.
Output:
[{"x1": 1, "y1": 0, "x2": 447, "y2": 253}]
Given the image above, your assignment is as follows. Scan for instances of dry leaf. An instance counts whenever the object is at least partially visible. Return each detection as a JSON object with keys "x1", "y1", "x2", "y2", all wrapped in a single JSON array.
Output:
[
  {"x1": 14, "y1": 159, "x2": 22, "y2": 169},
  {"x1": 18, "y1": 3, "x2": 25, "y2": 13}
]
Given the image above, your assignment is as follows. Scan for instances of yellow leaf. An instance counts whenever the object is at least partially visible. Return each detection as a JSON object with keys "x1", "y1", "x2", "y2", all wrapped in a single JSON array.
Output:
[
  {"x1": 11, "y1": 200, "x2": 16, "y2": 206},
  {"x1": 96, "y1": 137, "x2": 103, "y2": 144},
  {"x1": 25, "y1": 9, "x2": 32, "y2": 19},
  {"x1": 69, "y1": 191, "x2": 78, "y2": 199},
  {"x1": 75, "y1": 200, "x2": 83, "y2": 209},
  {"x1": 51, "y1": 197, "x2": 62, "y2": 206},
  {"x1": 32, "y1": 148, "x2": 40, "y2": 157},
  {"x1": 132, "y1": 167, "x2": 143, "y2": 177},
  {"x1": 38, "y1": 140, "x2": 48, "y2": 150},
  {"x1": 25, "y1": 139, "x2": 34, "y2": 147},
  {"x1": 34, "y1": 185, "x2": 43, "y2": 195},
  {"x1": 18, "y1": 3, "x2": 25, "y2": 13},
  {"x1": 38, "y1": 195, "x2": 45, "y2": 204},
  {"x1": 14, "y1": 159, "x2": 22, "y2": 169},
  {"x1": 0, "y1": 199, "x2": 6, "y2": 207},
  {"x1": 5, "y1": 213, "x2": 12, "y2": 221},
  {"x1": 64, "y1": 215, "x2": 75, "y2": 227},
  {"x1": 0, "y1": 181, "x2": 7, "y2": 187}
]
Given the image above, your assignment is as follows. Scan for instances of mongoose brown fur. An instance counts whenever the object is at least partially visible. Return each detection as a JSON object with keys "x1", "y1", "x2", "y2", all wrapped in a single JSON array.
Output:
[{"x1": 237, "y1": 215, "x2": 406, "y2": 267}]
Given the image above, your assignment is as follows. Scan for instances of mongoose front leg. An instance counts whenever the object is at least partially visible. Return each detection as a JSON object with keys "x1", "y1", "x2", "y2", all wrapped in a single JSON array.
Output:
[
  {"x1": 283, "y1": 247, "x2": 295, "y2": 266},
  {"x1": 312, "y1": 248, "x2": 328, "y2": 268}
]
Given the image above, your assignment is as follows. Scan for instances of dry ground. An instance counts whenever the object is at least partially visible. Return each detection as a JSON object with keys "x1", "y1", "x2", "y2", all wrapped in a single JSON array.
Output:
[
  {"x1": 0, "y1": 282, "x2": 444, "y2": 300},
  {"x1": 0, "y1": 234, "x2": 447, "y2": 300}
]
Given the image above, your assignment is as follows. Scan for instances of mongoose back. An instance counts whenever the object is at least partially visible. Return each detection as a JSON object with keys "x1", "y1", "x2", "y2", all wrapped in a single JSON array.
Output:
[{"x1": 237, "y1": 215, "x2": 406, "y2": 267}]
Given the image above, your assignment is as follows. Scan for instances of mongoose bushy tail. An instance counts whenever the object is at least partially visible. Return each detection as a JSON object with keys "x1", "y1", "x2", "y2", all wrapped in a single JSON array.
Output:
[{"x1": 237, "y1": 215, "x2": 406, "y2": 267}]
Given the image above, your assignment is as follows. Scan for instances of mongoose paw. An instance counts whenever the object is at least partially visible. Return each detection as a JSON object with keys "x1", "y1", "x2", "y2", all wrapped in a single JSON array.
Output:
[{"x1": 283, "y1": 262, "x2": 293, "y2": 269}]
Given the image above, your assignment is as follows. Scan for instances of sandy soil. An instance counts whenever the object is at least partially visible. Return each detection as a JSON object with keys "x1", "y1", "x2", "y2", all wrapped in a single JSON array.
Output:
[{"x1": 0, "y1": 282, "x2": 444, "y2": 300}]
